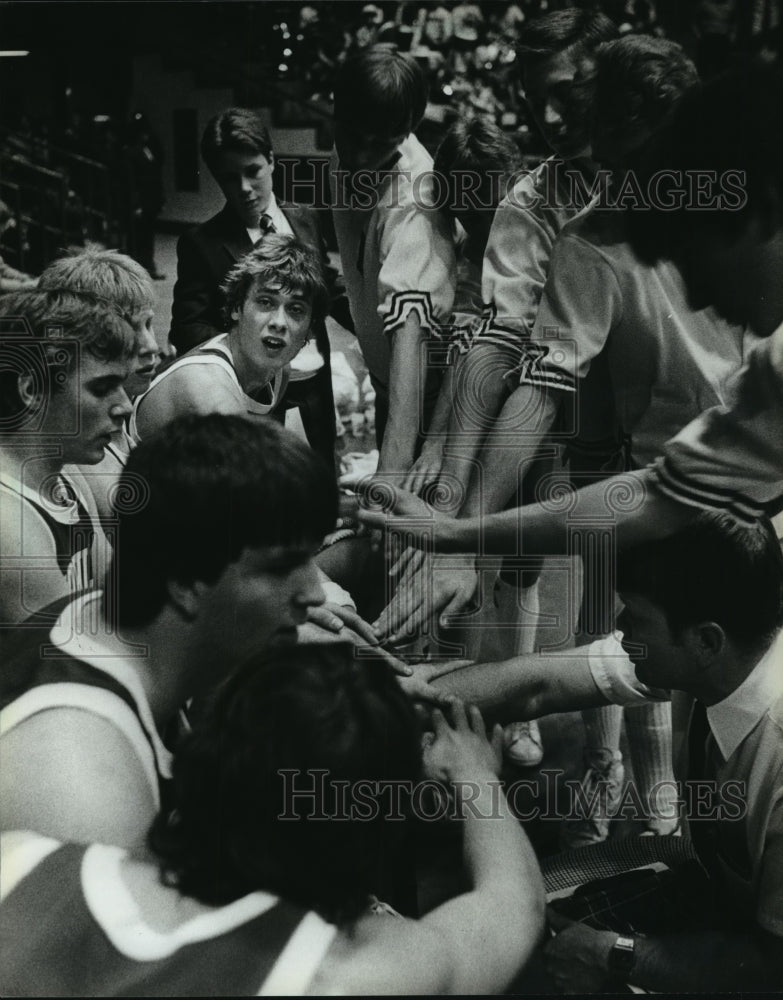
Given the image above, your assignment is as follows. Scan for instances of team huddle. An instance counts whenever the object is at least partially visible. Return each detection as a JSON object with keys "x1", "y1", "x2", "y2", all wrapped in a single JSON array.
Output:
[{"x1": 1, "y1": 9, "x2": 783, "y2": 995}]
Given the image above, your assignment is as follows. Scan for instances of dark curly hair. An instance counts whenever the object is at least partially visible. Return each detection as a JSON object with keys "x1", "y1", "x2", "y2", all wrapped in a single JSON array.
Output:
[
  {"x1": 149, "y1": 643, "x2": 421, "y2": 924},
  {"x1": 111, "y1": 413, "x2": 337, "y2": 627}
]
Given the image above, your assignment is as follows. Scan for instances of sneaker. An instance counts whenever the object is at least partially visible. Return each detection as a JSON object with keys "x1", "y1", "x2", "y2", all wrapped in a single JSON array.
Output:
[
  {"x1": 561, "y1": 749, "x2": 624, "y2": 850},
  {"x1": 503, "y1": 719, "x2": 544, "y2": 767}
]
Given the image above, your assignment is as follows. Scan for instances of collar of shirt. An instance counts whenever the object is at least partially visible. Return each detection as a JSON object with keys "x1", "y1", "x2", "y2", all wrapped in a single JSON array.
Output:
[
  {"x1": 706, "y1": 631, "x2": 783, "y2": 761},
  {"x1": 245, "y1": 194, "x2": 292, "y2": 243}
]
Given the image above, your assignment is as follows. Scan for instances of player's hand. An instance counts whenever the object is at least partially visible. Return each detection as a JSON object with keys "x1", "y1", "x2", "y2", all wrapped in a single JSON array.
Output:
[
  {"x1": 423, "y1": 702, "x2": 504, "y2": 785},
  {"x1": 396, "y1": 658, "x2": 473, "y2": 707},
  {"x1": 373, "y1": 552, "x2": 480, "y2": 645},
  {"x1": 302, "y1": 604, "x2": 412, "y2": 677},
  {"x1": 400, "y1": 441, "x2": 444, "y2": 496}
]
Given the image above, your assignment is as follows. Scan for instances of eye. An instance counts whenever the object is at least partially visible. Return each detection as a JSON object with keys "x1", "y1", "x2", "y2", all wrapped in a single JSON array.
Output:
[{"x1": 256, "y1": 296, "x2": 274, "y2": 309}]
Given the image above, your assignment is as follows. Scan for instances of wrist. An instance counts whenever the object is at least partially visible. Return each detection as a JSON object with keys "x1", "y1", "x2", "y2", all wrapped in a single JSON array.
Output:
[{"x1": 606, "y1": 933, "x2": 637, "y2": 976}]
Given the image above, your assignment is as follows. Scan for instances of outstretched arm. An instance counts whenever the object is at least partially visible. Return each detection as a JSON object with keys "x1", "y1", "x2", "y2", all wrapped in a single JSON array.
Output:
[
  {"x1": 308, "y1": 703, "x2": 545, "y2": 995},
  {"x1": 358, "y1": 469, "x2": 694, "y2": 555}
]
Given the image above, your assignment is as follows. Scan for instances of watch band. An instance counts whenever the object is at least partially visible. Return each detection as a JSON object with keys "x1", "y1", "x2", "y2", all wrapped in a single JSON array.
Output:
[{"x1": 608, "y1": 934, "x2": 636, "y2": 975}]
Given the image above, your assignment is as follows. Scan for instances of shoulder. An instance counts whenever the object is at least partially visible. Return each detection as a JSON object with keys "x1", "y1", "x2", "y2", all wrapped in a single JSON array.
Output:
[
  {"x1": 136, "y1": 358, "x2": 243, "y2": 433},
  {"x1": 0, "y1": 706, "x2": 157, "y2": 848},
  {"x1": 0, "y1": 482, "x2": 56, "y2": 557}
]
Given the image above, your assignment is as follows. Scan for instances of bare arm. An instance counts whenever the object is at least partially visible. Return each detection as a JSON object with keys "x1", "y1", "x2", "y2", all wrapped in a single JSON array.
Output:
[
  {"x1": 308, "y1": 704, "x2": 545, "y2": 994},
  {"x1": 376, "y1": 312, "x2": 428, "y2": 475},
  {"x1": 0, "y1": 710, "x2": 157, "y2": 850},
  {"x1": 438, "y1": 341, "x2": 520, "y2": 495},
  {"x1": 134, "y1": 367, "x2": 243, "y2": 439},
  {"x1": 359, "y1": 469, "x2": 695, "y2": 556},
  {"x1": 427, "y1": 649, "x2": 609, "y2": 726},
  {"x1": 457, "y1": 382, "x2": 561, "y2": 517}
]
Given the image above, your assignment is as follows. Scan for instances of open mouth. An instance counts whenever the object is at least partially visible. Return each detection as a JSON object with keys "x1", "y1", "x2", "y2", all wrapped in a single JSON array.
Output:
[{"x1": 262, "y1": 336, "x2": 287, "y2": 351}]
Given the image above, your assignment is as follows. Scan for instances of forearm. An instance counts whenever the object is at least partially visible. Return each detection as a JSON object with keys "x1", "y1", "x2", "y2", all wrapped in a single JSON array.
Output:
[
  {"x1": 631, "y1": 930, "x2": 783, "y2": 992},
  {"x1": 430, "y1": 652, "x2": 606, "y2": 726},
  {"x1": 458, "y1": 384, "x2": 560, "y2": 518},
  {"x1": 436, "y1": 470, "x2": 694, "y2": 555},
  {"x1": 439, "y1": 343, "x2": 517, "y2": 491},
  {"x1": 426, "y1": 769, "x2": 545, "y2": 993},
  {"x1": 377, "y1": 316, "x2": 427, "y2": 474},
  {"x1": 425, "y1": 364, "x2": 454, "y2": 441}
]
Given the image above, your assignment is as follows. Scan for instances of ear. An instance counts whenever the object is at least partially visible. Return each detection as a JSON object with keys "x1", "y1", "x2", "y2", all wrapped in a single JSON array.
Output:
[
  {"x1": 166, "y1": 578, "x2": 209, "y2": 621},
  {"x1": 268, "y1": 151, "x2": 275, "y2": 170},
  {"x1": 685, "y1": 621, "x2": 726, "y2": 665},
  {"x1": 230, "y1": 306, "x2": 240, "y2": 322}
]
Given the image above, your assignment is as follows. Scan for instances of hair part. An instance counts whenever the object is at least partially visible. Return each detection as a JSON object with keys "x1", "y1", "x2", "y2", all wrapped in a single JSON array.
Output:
[
  {"x1": 221, "y1": 233, "x2": 329, "y2": 330},
  {"x1": 201, "y1": 108, "x2": 273, "y2": 173},
  {"x1": 110, "y1": 413, "x2": 337, "y2": 627},
  {"x1": 149, "y1": 642, "x2": 421, "y2": 924},
  {"x1": 38, "y1": 244, "x2": 155, "y2": 320},
  {"x1": 333, "y1": 43, "x2": 428, "y2": 135},
  {"x1": 617, "y1": 510, "x2": 783, "y2": 654}
]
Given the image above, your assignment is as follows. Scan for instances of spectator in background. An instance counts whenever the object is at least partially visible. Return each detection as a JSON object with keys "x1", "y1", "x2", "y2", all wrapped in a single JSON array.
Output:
[
  {"x1": 169, "y1": 108, "x2": 338, "y2": 465},
  {"x1": 0, "y1": 200, "x2": 37, "y2": 292}
]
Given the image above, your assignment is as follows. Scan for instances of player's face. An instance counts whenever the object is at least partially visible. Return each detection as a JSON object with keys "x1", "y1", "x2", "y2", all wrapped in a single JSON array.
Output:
[
  {"x1": 616, "y1": 592, "x2": 687, "y2": 691},
  {"x1": 232, "y1": 279, "x2": 313, "y2": 374},
  {"x1": 125, "y1": 309, "x2": 159, "y2": 398},
  {"x1": 212, "y1": 149, "x2": 275, "y2": 228},
  {"x1": 335, "y1": 121, "x2": 408, "y2": 173},
  {"x1": 41, "y1": 353, "x2": 133, "y2": 464},
  {"x1": 522, "y1": 50, "x2": 592, "y2": 161},
  {"x1": 199, "y1": 543, "x2": 326, "y2": 664}
]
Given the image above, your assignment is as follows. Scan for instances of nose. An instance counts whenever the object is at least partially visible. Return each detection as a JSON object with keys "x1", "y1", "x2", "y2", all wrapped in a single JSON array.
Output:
[
  {"x1": 110, "y1": 386, "x2": 133, "y2": 422},
  {"x1": 268, "y1": 303, "x2": 288, "y2": 332},
  {"x1": 241, "y1": 174, "x2": 254, "y2": 195},
  {"x1": 293, "y1": 559, "x2": 326, "y2": 612}
]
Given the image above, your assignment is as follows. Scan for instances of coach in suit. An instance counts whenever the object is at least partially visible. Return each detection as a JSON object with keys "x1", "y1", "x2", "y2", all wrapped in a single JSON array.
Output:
[{"x1": 169, "y1": 109, "x2": 339, "y2": 463}]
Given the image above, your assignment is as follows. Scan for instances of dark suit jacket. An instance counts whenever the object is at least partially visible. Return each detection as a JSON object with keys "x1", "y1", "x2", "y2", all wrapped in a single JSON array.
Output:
[{"x1": 168, "y1": 201, "x2": 341, "y2": 356}]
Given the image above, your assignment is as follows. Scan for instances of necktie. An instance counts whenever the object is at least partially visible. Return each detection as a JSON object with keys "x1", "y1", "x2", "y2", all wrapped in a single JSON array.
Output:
[
  {"x1": 687, "y1": 699, "x2": 719, "y2": 871},
  {"x1": 255, "y1": 213, "x2": 276, "y2": 247}
]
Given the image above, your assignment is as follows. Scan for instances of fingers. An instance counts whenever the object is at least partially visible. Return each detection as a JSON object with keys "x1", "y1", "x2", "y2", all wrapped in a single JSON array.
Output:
[
  {"x1": 490, "y1": 722, "x2": 504, "y2": 760},
  {"x1": 332, "y1": 606, "x2": 379, "y2": 646},
  {"x1": 307, "y1": 604, "x2": 345, "y2": 633},
  {"x1": 370, "y1": 644, "x2": 412, "y2": 676},
  {"x1": 449, "y1": 699, "x2": 469, "y2": 731},
  {"x1": 467, "y1": 703, "x2": 486, "y2": 735},
  {"x1": 431, "y1": 707, "x2": 449, "y2": 737}
]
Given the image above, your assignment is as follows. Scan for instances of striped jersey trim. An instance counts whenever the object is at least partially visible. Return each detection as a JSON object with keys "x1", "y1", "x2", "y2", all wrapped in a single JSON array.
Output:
[
  {"x1": 382, "y1": 291, "x2": 443, "y2": 338},
  {"x1": 650, "y1": 457, "x2": 772, "y2": 524},
  {"x1": 258, "y1": 911, "x2": 338, "y2": 995},
  {"x1": 81, "y1": 844, "x2": 280, "y2": 962}
]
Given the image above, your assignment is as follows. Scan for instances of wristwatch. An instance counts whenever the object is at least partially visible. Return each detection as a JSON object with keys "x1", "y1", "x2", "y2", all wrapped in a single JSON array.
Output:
[{"x1": 608, "y1": 935, "x2": 636, "y2": 975}]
